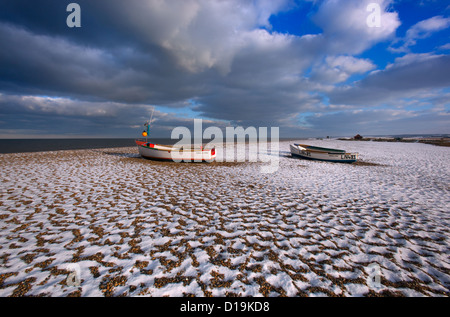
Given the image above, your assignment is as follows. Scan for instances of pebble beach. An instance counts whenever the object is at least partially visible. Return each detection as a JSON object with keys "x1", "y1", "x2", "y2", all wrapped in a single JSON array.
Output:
[{"x1": 0, "y1": 140, "x2": 449, "y2": 297}]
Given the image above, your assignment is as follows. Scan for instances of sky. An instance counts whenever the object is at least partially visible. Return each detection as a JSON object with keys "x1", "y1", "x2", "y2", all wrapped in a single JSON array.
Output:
[{"x1": 0, "y1": 0, "x2": 449, "y2": 138}]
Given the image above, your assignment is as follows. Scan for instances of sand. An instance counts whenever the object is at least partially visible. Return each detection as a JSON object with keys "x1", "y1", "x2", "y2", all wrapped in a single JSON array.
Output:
[{"x1": 0, "y1": 141, "x2": 449, "y2": 297}]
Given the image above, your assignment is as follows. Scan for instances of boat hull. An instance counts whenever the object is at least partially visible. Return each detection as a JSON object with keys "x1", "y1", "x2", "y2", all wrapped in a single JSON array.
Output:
[
  {"x1": 290, "y1": 144, "x2": 358, "y2": 163},
  {"x1": 136, "y1": 140, "x2": 216, "y2": 162}
]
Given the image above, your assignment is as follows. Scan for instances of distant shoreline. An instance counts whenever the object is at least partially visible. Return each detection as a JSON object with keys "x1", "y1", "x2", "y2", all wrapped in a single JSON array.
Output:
[
  {"x1": 1, "y1": 136, "x2": 449, "y2": 154},
  {"x1": 0, "y1": 138, "x2": 300, "y2": 154},
  {"x1": 338, "y1": 137, "x2": 450, "y2": 147}
]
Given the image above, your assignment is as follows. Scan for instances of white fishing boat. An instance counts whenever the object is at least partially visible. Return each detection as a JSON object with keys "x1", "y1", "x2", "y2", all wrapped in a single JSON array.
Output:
[
  {"x1": 290, "y1": 144, "x2": 358, "y2": 163},
  {"x1": 136, "y1": 140, "x2": 216, "y2": 163},
  {"x1": 136, "y1": 111, "x2": 216, "y2": 163}
]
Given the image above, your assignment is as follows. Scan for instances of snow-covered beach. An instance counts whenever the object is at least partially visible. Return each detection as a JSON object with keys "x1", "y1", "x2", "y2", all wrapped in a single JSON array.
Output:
[{"x1": 0, "y1": 140, "x2": 449, "y2": 297}]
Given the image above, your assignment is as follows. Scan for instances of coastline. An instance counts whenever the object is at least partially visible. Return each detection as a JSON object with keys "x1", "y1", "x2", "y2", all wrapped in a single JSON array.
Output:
[{"x1": 338, "y1": 137, "x2": 450, "y2": 147}]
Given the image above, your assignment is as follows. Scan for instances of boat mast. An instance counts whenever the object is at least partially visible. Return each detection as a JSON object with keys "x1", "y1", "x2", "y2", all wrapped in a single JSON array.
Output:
[{"x1": 147, "y1": 107, "x2": 155, "y2": 143}]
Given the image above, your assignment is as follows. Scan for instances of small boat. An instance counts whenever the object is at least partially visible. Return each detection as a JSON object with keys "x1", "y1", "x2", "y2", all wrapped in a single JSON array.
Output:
[
  {"x1": 136, "y1": 110, "x2": 216, "y2": 163},
  {"x1": 290, "y1": 144, "x2": 358, "y2": 163},
  {"x1": 136, "y1": 140, "x2": 216, "y2": 163}
]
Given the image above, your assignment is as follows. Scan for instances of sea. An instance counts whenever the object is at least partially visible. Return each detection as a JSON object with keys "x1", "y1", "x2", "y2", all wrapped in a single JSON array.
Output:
[
  {"x1": 0, "y1": 138, "x2": 172, "y2": 154},
  {"x1": 0, "y1": 138, "x2": 285, "y2": 154}
]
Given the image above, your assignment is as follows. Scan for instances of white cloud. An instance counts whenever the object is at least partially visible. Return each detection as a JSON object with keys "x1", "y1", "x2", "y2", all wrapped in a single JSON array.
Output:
[
  {"x1": 439, "y1": 43, "x2": 450, "y2": 50},
  {"x1": 101, "y1": 0, "x2": 292, "y2": 74},
  {"x1": 310, "y1": 55, "x2": 376, "y2": 83},
  {"x1": 312, "y1": 0, "x2": 400, "y2": 54},
  {"x1": 327, "y1": 56, "x2": 376, "y2": 74},
  {"x1": 304, "y1": 107, "x2": 450, "y2": 135},
  {"x1": 406, "y1": 15, "x2": 450, "y2": 45},
  {"x1": 328, "y1": 54, "x2": 450, "y2": 106},
  {"x1": 386, "y1": 52, "x2": 444, "y2": 68},
  {"x1": 390, "y1": 15, "x2": 450, "y2": 52}
]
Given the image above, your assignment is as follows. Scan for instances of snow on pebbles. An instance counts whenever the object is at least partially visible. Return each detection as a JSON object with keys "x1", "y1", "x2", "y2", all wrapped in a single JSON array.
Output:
[{"x1": 0, "y1": 140, "x2": 449, "y2": 297}]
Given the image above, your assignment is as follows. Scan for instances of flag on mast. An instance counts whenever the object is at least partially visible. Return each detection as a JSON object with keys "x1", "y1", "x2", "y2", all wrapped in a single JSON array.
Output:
[{"x1": 142, "y1": 107, "x2": 154, "y2": 141}]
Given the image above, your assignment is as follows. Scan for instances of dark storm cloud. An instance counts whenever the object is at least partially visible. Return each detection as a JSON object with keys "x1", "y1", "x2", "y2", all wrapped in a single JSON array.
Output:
[
  {"x1": 329, "y1": 54, "x2": 450, "y2": 106},
  {"x1": 0, "y1": 0, "x2": 139, "y2": 49},
  {"x1": 0, "y1": 0, "x2": 322, "y2": 135},
  {"x1": 302, "y1": 108, "x2": 450, "y2": 136},
  {"x1": 0, "y1": 0, "x2": 448, "y2": 138},
  {"x1": 0, "y1": 21, "x2": 207, "y2": 104},
  {"x1": 0, "y1": 93, "x2": 232, "y2": 137}
]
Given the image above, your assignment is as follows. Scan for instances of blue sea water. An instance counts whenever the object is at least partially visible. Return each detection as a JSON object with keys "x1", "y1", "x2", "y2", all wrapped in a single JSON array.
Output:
[{"x1": 0, "y1": 138, "x2": 175, "y2": 154}]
